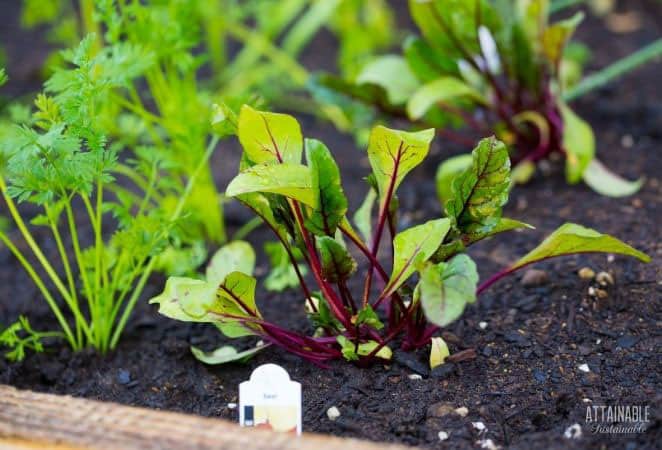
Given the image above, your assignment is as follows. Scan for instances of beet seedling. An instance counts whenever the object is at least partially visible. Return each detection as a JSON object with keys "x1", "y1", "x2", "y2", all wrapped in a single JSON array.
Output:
[
  {"x1": 318, "y1": 0, "x2": 662, "y2": 198},
  {"x1": 151, "y1": 106, "x2": 649, "y2": 366}
]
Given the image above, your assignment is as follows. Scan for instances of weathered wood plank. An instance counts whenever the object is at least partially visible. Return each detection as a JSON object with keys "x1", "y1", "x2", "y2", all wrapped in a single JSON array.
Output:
[{"x1": 0, "y1": 385, "x2": 414, "y2": 450}]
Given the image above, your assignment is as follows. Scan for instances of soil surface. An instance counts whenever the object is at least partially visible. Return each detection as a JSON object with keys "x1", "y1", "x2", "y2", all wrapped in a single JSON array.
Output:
[{"x1": 1, "y1": 1, "x2": 660, "y2": 449}]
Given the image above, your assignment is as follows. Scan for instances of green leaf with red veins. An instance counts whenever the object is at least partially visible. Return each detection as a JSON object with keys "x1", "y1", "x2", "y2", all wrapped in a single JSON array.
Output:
[
  {"x1": 381, "y1": 218, "x2": 451, "y2": 300},
  {"x1": 355, "y1": 305, "x2": 384, "y2": 330},
  {"x1": 419, "y1": 254, "x2": 478, "y2": 327},
  {"x1": 238, "y1": 105, "x2": 303, "y2": 165},
  {"x1": 214, "y1": 271, "x2": 262, "y2": 338},
  {"x1": 150, "y1": 270, "x2": 261, "y2": 339},
  {"x1": 226, "y1": 163, "x2": 316, "y2": 207},
  {"x1": 305, "y1": 138, "x2": 348, "y2": 236},
  {"x1": 445, "y1": 137, "x2": 510, "y2": 233},
  {"x1": 508, "y1": 223, "x2": 651, "y2": 271},
  {"x1": 337, "y1": 336, "x2": 392, "y2": 361},
  {"x1": 318, "y1": 236, "x2": 357, "y2": 283},
  {"x1": 462, "y1": 218, "x2": 534, "y2": 246},
  {"x1": 367, "y1": 125, "x2": 434, "y2": 208},
  {"x1": 435, "y1": 153, "x2": 473, "y2": 206},
  {"x1": 149, "y1": 277, "x2": 218, "y2": 322}
]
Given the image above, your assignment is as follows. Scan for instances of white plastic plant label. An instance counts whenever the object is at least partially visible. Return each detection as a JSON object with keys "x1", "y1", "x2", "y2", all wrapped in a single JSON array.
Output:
[{"x1": 239, "y1": 363, "x2": 302, "y2": 435}]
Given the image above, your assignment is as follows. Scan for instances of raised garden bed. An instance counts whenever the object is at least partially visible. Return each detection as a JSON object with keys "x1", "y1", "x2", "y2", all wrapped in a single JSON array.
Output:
[{"x1": 1, "y1": 1, "x2": 660, "y2": 449}]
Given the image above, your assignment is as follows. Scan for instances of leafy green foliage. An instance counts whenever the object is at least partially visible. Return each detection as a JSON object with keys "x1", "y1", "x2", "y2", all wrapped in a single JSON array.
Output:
[
  {"x1": 190, "y1": 342, "x2": 269, "y2": 365},
  {"x1": 509, "y1": 223, "x2": 651, "y2": 270},
  {"x1": 407, "y1": 77, "x2": 486, "y2": 120},
  {"x1": 581, "y1": 159, "x2": 643, "y2": 198},
  {"x1": 151, "y1": 241, "x2": 261, "y2": 341},
  {"x1": 355, "y1": 56, "x2": 419, "y2": 105},
  {"x1": 445, "y1": 137, "x2": 511, "y2": 233},
  {"x1": 305, "y1": 139, "x2": 347, "y2": 236},
  {"x1": 367, "y1": 126, "x2": 435, "y2": 202},
  {"x1": 323, "y1": 0, "x2": 646, "y2": 197},
  {"x1": 419, "y1": 254, "x2": 478, "y2": 327},
  {"x1": 153, "y1": 107, "x2": 649, "y2": 366},
  {"x1": 264, "y1": 242, "x2": 307, "y2": 292},
  {"x1": 561, "y1": 102, "x2": 595, "y2": 183},
  {"x1": 226, "y1": 163, "x2": 315, "y2": 206},
  {"x1": 318, "y1": 236, "x2": 357, "y2": 282},
  {"x1": 0, "y1": 42, "x2": 222, "y2": 355},
  {"x1": 237, "y1": 105, "x2": 303, "y2": 165},
  {"x1": 0, "y1": 316, "x2": 58, "y2": 362},
  {"x1": 381, "y1": 219, "x2": 450, "y2": 300},
  {"x1": 435, "y1": 153, "x2": 472, "y2": 206}
]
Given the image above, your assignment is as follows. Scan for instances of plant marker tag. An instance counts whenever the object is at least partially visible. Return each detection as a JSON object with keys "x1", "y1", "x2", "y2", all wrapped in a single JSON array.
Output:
[{"x1": 239, "y1": 363, "x2": 302, "y2": 435}]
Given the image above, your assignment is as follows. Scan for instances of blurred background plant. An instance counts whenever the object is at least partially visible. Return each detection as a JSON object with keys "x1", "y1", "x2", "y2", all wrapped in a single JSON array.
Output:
[
  {"x1": 316, "y1": 0, "x2": 661, "y2": 197},
  {"x1": 11, "y1": 0, "x2": 398, "y2": 250}
]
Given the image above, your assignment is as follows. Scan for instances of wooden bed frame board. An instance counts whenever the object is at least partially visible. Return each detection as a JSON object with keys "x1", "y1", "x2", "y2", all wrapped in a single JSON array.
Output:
[{"x1": 0, "y1": 385, "x2": 417, "y2": 450}]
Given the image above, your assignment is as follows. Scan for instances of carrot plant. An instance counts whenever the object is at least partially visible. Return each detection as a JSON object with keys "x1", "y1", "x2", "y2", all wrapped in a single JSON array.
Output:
[
  {"x1": 0, "y1": 64, "x2": 220, "y2": 355},
  {"x1": 151, "y1": 106, "x2": 649, "y2": 366},
  {"x1": 319, "y1": 0, "x2": 662, "y2": 197}
]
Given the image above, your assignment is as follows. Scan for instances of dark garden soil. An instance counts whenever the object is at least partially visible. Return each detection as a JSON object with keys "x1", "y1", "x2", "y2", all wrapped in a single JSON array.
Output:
[{"x1": 1, "y1": 1, "x2": 661, "y2": 449}]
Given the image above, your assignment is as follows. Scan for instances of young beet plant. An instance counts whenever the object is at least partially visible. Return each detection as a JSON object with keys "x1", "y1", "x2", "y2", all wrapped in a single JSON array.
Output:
[
  {"x1": 151, "y1": 105, "x2": 649, "y2": 366},
  {"x1": 321, "y1": 0, "x2": 661, "y2": 198}
]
